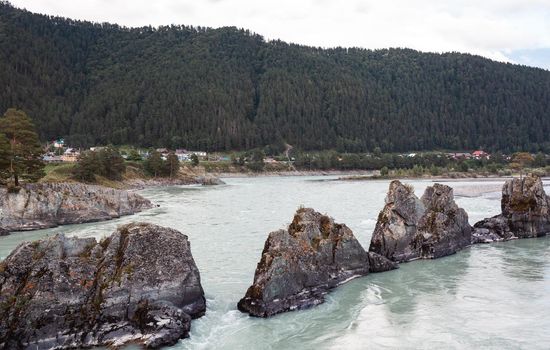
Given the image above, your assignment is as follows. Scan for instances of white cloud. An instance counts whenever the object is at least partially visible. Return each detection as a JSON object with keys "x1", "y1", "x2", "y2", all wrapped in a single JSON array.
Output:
[{"x1": 9, "y1": 0, "x2": 550, "y2": 68}]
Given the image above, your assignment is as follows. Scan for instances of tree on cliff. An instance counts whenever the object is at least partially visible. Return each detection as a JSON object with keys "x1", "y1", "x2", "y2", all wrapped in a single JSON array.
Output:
[
  {"x1": 164, "y1": 152, "x2": 180, "y2": 178},
  {"x1": 0, "y1": 109, "x2": 45, "y2": 186},
  {"x1": 72, "y1": 147, "x2": 126, "y2": 182},
  {"x1": 99, "y1": 146, "x2": 126, "y2": 181},
  {"x1": 144, "y1": 151, "x2": 164, "y2": 177},
  {"x1": 72, "y1": 151, "x2": 103, "y2": 182}
]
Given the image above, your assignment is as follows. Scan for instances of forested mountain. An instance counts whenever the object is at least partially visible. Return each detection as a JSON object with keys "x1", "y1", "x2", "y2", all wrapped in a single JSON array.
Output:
[{"x1": 1, "y1": 1, "x2": 550, "y2": 153}]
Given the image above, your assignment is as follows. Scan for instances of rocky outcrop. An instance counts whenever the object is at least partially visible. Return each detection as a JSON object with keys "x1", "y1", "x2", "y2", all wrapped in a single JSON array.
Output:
[
  {"x1": 369, "y1": 181, "x2": 472, "y2": 263},
  {"x1": 0, "y1": 183, "x2": 153, "y2": 233},
  {"x1": 473, "y1": 175, "x2": 550, "y2": 243},
  {"x1": 238, "y1": 208, "x2": 397, "y2": 317},
  {"x1": 125, "y1": 175, "x2": 225, "y2": 189},
  {"x1": 0, "y1": 222, "x2": 205, "y2": 349}
]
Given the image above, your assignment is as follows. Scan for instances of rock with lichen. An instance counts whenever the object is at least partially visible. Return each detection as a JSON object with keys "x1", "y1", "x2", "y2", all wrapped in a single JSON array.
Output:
[
  {"x1": 0, "y1": 182, "x2": 153, "y2": 234},
  {"x1": 237, "y1": 208, "x2": 397, "y2": 318},
  {"x1": 369, "y1": 181, "x2": 472, "y2": 263},
  {"x1": 473, "y1": 175, "x2": 550, "y2": 243},
  {"x1": 0, "y1": 222, "x2": 205, "y2": 349}
]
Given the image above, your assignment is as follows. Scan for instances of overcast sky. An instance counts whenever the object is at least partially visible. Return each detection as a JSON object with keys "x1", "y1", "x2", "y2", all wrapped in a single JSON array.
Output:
[{"x1": 9, "y1": 0, "x2": 550, "y2": 70}]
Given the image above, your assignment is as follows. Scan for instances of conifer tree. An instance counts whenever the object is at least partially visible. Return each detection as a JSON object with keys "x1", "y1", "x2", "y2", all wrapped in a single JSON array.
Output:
[
  {"x1": 165, "y1": 152, "x2": 180, "y2": 178},
  {"x1": 144, "y1": 151, "x2": 164, "y2": 177},
  {"x1": 0, "y1": 109, "x2": 45, "y2": 186},
  {"x1": 0, "y1": 133, "x2": 11, "y2": 183}
]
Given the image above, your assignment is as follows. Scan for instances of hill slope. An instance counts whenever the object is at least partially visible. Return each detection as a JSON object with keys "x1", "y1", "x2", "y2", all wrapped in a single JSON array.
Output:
[{"x1": 1, "y1": 2, "x2": 550, "y2": 152}]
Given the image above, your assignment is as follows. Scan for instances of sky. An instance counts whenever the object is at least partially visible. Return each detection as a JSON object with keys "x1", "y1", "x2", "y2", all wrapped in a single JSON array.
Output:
[{"x1": 9, "y1": 0, "x2": 550, "y2": 70}]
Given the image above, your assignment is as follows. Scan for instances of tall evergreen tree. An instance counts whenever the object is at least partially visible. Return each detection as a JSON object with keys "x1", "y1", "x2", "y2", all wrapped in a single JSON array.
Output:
[
  {"x1": 144, "y1": 151, "x2": 164, "y2": 177},
  {"x1": 0, "y1": 133, "x2": 11, "y2": 183},
  {"x1": 98, "y1": 146, "x2": 126, "y2": 180},
  {"x1": 0, "y1": 108, "x2": 45, "y2": 186},
  {"x1": 164, "y1": 152, "x2": 180, "y2": 178}
]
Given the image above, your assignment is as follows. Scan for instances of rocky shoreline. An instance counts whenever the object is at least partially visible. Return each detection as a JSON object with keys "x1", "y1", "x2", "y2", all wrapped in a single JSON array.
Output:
[
  {"x1": 0, "y1": 182, "x2": 153, "y2": 234},
  {"x1": 124, "y1": 175, "x2": 225, "y2": 190},
  {"x1": 1, "y1": 175, "x2": 549, "y2": 347}
]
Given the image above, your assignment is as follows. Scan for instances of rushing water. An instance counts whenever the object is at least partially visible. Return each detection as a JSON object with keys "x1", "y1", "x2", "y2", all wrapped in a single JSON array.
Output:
[{"x1": 1, "y1": 176, "x2": 550, "y2": 349}]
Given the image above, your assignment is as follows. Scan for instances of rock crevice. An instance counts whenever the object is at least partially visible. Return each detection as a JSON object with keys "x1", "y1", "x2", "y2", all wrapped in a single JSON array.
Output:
[{"x1": 369, "y1": 181, "x2": 472, "y2": 263}]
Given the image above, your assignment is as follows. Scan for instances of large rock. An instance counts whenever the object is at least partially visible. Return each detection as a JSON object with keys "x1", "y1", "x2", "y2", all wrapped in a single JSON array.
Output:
[
  {"x1": 473, "y1": 175, "x2": 550, "y2": 243},
  {"x1": 0, "y1": 222, "x2": 205, "y2": 349},
  {"x1": 369, "y1": 181, "x2": 472, "y2": 263},
  {"x1": 238, "y1": 208, "x2": 397, "y2": 317},
  {"x1": 0, "y1": 183, "x2": 153, "y2": 233}
]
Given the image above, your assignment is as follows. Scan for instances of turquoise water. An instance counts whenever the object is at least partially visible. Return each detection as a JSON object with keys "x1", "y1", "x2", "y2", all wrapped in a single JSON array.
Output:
[{"x1": 1, "y1": 177, "x2": 549, "y2": 349}]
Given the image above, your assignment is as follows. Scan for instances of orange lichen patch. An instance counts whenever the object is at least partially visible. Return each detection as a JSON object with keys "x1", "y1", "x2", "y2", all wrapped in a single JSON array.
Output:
[{"x1": 23, "y1": 282, "x2": 36, "y2": 292}]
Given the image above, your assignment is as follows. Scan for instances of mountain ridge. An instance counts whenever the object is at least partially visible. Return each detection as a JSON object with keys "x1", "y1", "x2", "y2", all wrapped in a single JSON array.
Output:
[{"x1": 1, "y1": 1, "x2": 550, "y2": 153}]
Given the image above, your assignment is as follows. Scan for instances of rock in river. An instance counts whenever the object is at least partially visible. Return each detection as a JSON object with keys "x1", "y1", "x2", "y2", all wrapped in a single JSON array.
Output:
[
  {"x1": 473, "y1": 175, "x2": 550, "y2": 243},
  {"x1": 369, "y1": 181, "x2": 472, "y2": 263},
  {"x1": 0, "y1": 222, "x2": 205, "y2": 349},
  {"x1": 0, "y1": 182, "x2": 153, "y2": 233},
  {"x1": 238, "y1": 208, "x2": 397, "y2": 317}
]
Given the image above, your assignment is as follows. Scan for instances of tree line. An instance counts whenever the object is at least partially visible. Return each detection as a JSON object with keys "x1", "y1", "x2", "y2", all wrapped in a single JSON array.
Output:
[{"x1": 2, "y1": 2, "x2": 550, "y2": 154}]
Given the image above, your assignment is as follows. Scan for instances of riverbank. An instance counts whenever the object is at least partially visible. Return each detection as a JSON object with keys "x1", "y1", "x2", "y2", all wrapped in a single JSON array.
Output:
[{"x1": 41, "y1": 163, "x2": 225, "y2": 190}]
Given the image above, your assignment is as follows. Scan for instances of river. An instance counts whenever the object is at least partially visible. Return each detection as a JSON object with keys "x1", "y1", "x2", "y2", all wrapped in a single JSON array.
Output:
[{"x1": 1, "y1": 176, "x2": 549, "y2": 349}]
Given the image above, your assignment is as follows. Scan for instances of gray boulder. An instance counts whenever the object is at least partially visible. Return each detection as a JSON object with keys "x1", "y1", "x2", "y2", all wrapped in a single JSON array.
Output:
[
  {"x1": 0, "y1": 182, "x2": 153, "y2": 233},
  {"x1": 369, "y1": 181, "x2": 472, "y2": 263},
  {"x1": 0, "y1": 222, "x2": 205, "y2": 349},
  {"x1": 473, "y1": 175, "x2": 550, "y2": 242},
  {"x1": 238, "y1": 208, "x2": 397, "y2": 317}
]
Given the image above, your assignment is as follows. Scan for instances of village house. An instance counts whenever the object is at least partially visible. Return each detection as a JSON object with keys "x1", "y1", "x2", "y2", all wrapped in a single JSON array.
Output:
[
  {"x1": 61, "y1": 148, "x2": 80, "y2": 162},
  {"x1": 472, "y1": 150, "x2": 490, "y2": 159}
]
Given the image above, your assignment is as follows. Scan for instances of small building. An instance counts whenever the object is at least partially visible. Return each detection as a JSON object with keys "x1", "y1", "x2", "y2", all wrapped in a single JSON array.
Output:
[
  {"x1": 53, "y1": 138, "x2": 65, "y2": 148},
  {"x1": 472, "y1": 150, "x2": 490, "y2": 159},
  {"x1": 61, "y1": 148, "x2": 80, "y2": 162},
  {"x1": 189, "y1": 151, "x2": 207, "y2": 158}
]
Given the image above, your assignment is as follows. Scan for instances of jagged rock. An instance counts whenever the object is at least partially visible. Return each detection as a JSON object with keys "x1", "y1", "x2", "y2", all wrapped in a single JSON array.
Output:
[
  {"x1": 238, "y1": 208, "x2": 397, "y2": 317},
  {"x1": 473, "y1": 175, "x2": 550, "y2": 242},
  {"x1": 0, "y1": 227, "x2": 8, "y2": 236},
  {"x1": 369, "y1": 181, "x2": 472, "y2": 263},
  {"x1": 0, "y1": 183, "x2": 153, "y2": 233},
  {"x1": 196, "y1": 175, "x2": 226, "y2": 186},
  {"x1": 0, "y1": 222, "x2": 205, "y2": 349},
  {"x1": 368, "y1": 251, "x2": 399, "y2": 273}
]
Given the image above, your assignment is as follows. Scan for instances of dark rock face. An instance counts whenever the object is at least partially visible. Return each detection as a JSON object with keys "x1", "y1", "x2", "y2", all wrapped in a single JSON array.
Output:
[
  {"x1": 0, "y1": 222, "x2": 205, "y2": 349},
  {"x1": 368, "y1": 251, "x2": 399, "y2": 273},
  {"x1": 0, "y1": 183, "x2": 153, "y2": 233},
  {"x1": 473, "y1": 175, "x2": 550, "y2": 243},
  {"x1": 238, "y1": 208, "x2": 396, "y2": 317},
  {"x1": 370, "y1": 181, "x2": 472, "y2": 263}
]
